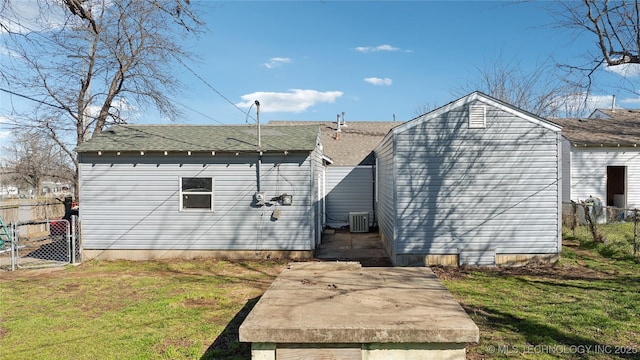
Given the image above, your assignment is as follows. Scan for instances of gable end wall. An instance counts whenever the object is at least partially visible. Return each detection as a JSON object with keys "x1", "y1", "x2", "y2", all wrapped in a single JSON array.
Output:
[{"x1": 391, "y1": 100, "x2": 561, "y2": 261}]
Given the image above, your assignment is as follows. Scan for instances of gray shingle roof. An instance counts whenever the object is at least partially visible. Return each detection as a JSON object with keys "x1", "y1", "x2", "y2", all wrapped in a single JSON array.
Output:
[
  {"x1": 549, "y1": 110, "x2": 640, "y2": 147},
  {"x1": 590, "y1": 108, "x2": 640, "y2": 121},
  {"x1": 269, "y1": 121, "x2": 401, "y2": 166},
  {"x1": 75, "y1": 124, "x2": 320, "y2": 153}
]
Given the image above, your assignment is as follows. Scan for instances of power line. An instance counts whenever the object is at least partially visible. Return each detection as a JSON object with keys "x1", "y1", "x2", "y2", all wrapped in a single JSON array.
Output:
[
  {"x1": 165, "y1": 96, "x2": 226, "y2": 125},
  {"x1": 2, "y1": 5, "x2": 256, "y2": 123},
  {"x1": 2, "y1": 5, "x2": 265, "y2": 142},
  {"x1": 170, "y1": 55, "x2": 256, "y2": 123},
  {"x1": 0, "y1": 87, "x2": 66, "y2": 110}
]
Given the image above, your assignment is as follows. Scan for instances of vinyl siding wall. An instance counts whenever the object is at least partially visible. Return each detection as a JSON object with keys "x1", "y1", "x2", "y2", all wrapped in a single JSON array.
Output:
[
  {"x1": 325, "y1": 166, "x2": 374, "y2": 228},
  {"x1": 310, "y1": 142, "x2": 325, "y2": 246},
  {"x1": 374, "y1": 134, "x2": 396, "y2": 257},
  {"x1": 566, "y1": 147, "x2": 640, "y2": 209},
  {"x1": 78, "y1": 152, "x2": 314, "y2": 251},
  {"x1": 561, "y1": 139, "x2": 572, "y2": 203},
  {"x1": 383, "y1": 100, "x2": 561, "y2": 260}
]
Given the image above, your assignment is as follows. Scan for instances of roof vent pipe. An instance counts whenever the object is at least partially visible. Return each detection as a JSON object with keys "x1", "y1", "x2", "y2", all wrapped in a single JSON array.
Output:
[
  {"x1": 341, "y1": 111, "x2": 347, "y2": 127},
  {"x1": 611, "y1": 95, "x2": 616, "y2": 111},
  {"x1": 255, "y1": 100, "x2": 261, "y2": 148},
  {"x1": 336, "y1": 114, "x2": 342, "y2": 132}
]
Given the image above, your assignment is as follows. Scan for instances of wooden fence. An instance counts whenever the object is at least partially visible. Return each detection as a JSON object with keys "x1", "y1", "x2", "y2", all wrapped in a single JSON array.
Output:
[{"x1": 0, "y1": 201, "x2": 66, "y2": 238}]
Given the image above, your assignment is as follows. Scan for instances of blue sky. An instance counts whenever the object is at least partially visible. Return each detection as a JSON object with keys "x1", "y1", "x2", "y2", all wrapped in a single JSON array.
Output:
[
  {"x1": 1, "y1": 0, "x2": 639, "y2": 144},
  {"x1": 174, "y1": 0, "x2": 639, "y2": 125}
]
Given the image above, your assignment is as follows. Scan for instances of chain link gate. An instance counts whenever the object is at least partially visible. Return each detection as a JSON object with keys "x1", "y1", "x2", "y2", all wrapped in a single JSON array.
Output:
[{"x1": 0, "y1": 216, "x2": 80, "y2": 271}]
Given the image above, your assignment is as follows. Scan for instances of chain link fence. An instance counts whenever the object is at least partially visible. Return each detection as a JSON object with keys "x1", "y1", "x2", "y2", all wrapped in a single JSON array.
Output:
[
  {"x1": 563, "y1": 199, "x2": 639, "y2": 258},
  {"x1": 0, "y1": 216, "x2": 80, "y2": 271}
]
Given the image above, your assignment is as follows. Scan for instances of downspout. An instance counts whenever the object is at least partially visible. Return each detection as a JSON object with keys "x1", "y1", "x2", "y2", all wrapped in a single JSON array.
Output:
[
  {"x1": 255, "y1": 100, "x2": 262, "y2": 192},
  {"x1": 372, "y1": 160, "x2": 377, "y2": 228},
  {"x1": 557, "y1": 131, "x2": 563, "y2": 254},
  {"x1": 257, "y1": 152, "x2": 262, "y2": 192}
]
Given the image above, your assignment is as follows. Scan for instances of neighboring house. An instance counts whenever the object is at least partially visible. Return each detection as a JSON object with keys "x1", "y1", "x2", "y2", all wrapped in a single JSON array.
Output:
[
  {"x1": 550, "y1": 108, "x2": 640, "y2": 210},
  {"x1": 75, "y1": 124, "x2": 326, "y2": 260},
  {"x1": 270, "y1": 120, "x2": 400, "y2": 229},
  {"x1": 375, "y1": 92, "x2": 563, "y2": 266}
]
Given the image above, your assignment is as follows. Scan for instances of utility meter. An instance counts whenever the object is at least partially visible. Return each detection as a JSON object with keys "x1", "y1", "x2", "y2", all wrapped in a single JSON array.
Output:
[{"x1": 254, "y1": 192, "x2": 265, "y2": 206}]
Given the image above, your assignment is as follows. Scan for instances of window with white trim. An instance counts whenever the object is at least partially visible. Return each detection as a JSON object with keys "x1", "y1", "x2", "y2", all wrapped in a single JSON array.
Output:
[
  {"x1": 469, "y1": 105, "x2": 486, "y2": 128},
  {"x1": 180, "y1": 177, "x2": 214, "y2": 211}
]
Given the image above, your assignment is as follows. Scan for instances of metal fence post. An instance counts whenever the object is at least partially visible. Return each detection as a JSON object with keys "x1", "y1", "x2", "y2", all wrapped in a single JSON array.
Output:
[
  {"x1": 634, "y1": 208, "x2": 638, "y2": 257},
  {"x1": 71, "y1": 215, "x2": 76, "y2": 264},
  {"x1": 10, "y1": 222, "x2": 15, "y2": 271}
]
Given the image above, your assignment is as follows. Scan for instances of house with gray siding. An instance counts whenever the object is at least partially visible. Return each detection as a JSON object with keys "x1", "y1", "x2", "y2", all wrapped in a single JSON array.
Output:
[
  {"x1": 75, "y1": 124, "x2": 325, "y2": 260},
  {"x1": 374, "y1": 92, "x2": 563, "y2": 266},
  {"x1": 551, "y1": 108, "x2": 640, "y2": 210},
  {"x1": 270, "y1": 121, "x2": 399, "y2": 229}
]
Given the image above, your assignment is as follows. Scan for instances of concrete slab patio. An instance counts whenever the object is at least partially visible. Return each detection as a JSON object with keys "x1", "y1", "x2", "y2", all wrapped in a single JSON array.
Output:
[
  {"x1": 315, "y1": 229, "x2": 392, "y2": 267},
  {"x1": 239, "y1": 262, "x2": 479, "y2": 360}
]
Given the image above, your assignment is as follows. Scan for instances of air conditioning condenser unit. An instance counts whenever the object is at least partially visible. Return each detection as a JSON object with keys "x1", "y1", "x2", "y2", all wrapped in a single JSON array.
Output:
[{"x1": 349, "y1": 212, "x2": 369, "y2": 233}]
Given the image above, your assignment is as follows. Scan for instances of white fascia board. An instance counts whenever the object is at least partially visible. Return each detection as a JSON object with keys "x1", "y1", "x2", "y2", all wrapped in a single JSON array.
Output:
[{"x1": 390, "y1": 92, "x2": 562, "y2": 135}]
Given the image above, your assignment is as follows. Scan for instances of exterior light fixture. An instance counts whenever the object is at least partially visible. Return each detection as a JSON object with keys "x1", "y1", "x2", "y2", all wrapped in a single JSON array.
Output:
[{"x1": 280, "y1": 194, "x2": 293, "y2": 206}]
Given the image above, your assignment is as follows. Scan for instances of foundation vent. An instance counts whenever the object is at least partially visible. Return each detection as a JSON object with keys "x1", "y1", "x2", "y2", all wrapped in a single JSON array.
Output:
[{"x1": 349, "y1": 212, "x2": 369, "y2": 233}]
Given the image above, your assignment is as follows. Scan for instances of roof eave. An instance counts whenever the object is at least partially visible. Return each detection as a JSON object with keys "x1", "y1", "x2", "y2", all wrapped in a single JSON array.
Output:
[{"x1": 568, "y1": 142, "x2": 639, "y2": 148}]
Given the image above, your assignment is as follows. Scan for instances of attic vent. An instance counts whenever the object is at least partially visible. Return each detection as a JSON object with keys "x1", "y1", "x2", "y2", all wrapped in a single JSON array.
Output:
[{"x1": 469, "y1": 105, "x2": 486, "y2": 129}]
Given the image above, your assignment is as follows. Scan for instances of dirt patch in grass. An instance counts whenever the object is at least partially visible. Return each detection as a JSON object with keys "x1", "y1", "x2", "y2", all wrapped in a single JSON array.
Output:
[
  {"x1": 180, "y1": 297, "x2": 219, "y2": 308},
  {"x1": 433, "y1": 262, "x2": 615, "y2": 283},
  {"x1": 0, "y1": 325, "x2": 8, "y2": 340},
  {"x1": 155, "y1": 337, "x2": 197, "y2": 356},
  {"x1": 1, "y1": 258, "x2": 287, "y2": 281},
  {"x1": 433, "y1": 242, "x2": 632, "y2": 283}
]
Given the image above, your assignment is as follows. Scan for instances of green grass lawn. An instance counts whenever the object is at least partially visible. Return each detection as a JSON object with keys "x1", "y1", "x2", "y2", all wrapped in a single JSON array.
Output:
[
  {"x1": 563, "y1": 222, "x2": 638, "y2": 260},
  {"x1": 438, "y1": 237, "x2": 640, "y2": 359},
  {"x1": 0, "y1": 260, "x2": 287, "y2": 360},
  {"x1": 1, "y1": 232, "x2": 638, "y2": 359}
]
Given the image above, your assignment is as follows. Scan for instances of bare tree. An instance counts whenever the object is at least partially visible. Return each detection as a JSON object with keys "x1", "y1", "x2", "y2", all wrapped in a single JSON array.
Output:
[
  {"x1": 412, "y1": 102, "x2": 440, "y2": 119},
  {"x1": 0, "y1": 0, "x2": 204, "y2": 199},
  {"x1": 456, "y1": 56, "x2": 590, "y2": 118},
  {"x1": 2, "y1": 131, "x2": 74, "y2": 197},
  {"x1": 552, "y1": 0, "x2": 640, "y2": 93},
  {"x1": 558, "y1": 0, "x2": 640, "y2": 67}
]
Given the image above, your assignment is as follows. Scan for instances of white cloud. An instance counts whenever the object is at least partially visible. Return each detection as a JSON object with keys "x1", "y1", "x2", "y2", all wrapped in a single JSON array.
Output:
[
  {"x1": 0, "y1": 116, "x2": 11, "y2": 154},
  {"x1": 618, "y1": 94, "x2": 640, "y2": 105},
  {"x1": 236, "y1": 89, "x2": 343, "y2": 113},
  {"x1": 550, "y1": 93, "x2": 623, "y2": 116},
  {"x1": 264, "y1": 57, "x2": 292, "y2": 69},
  {"x1": 364, "y1": 77, "x2": 392, "y2": 86},
  {"x1": 0, "y1": 47, "x2": 21, "y2": 59},
  {"x1": 354, "y1": 44, "x2": 410, "y2": 53},
  {"x1": 83, "y1": 97, "x2": 139, "y2": 124},
  {"x1": 604, "y1": 63, "x2": 640, "y2": 78},
  {"x1": 0, "y1": 115, "x2": 9, "y2": 127},
  {"x1": 0, "y1": 1, "x2": 66, "y2": 34},
  {"x1": 585, "y1": 94, "x2": 618, "y2": 110}
]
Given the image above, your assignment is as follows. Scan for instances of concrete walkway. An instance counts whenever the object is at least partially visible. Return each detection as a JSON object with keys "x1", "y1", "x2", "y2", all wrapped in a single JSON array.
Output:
[{"x1": 314, "y1": 229, "x2": 392, "y2": 267}]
